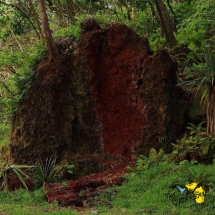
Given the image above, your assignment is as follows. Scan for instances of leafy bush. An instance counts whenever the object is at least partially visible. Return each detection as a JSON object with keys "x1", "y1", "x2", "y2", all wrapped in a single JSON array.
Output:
[
  {"x1": 179, "y1": 160, "x2": 215, "y2": 185},
  {"x1": 172, "y1": 122, "x2": 215, "y2": 163},
  {"x1": 54, "y1": 23, "x2": 81, "y2": 39},
  {"x1": 0, "y1": 122, "x2": 10, "y2": 146},
  {"x1": 176, "y1": 0, "x2": 215, "y2": 53},
  {"x1": 128, "y1": 148, "x2": 170, "y2": 174},
  {"x1": 0, "y1": 40, "x2": 47, "y2": 117},
  {"x1": 178, "y1": 47, "x2": 215, "y2": 103}
]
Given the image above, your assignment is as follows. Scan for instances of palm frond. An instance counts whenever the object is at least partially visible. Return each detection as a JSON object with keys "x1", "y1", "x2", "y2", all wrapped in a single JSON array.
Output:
[
  {"x1": 179, "y1": 47, "x2": 215, "y2": 105},
  {"x1": 0, "y1": 164, "x2": 32, "y2": 192},
  {"x1": 12, "y1": 169, "x2": 29, "y2": 190}
]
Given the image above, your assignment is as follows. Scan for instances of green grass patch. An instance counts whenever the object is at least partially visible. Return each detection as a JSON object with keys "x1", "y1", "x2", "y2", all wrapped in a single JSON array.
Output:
[
  {"x1": 94, "y1": 162, "x2": 215, "y2": 215},
  {"x1": 0, "y1": 189, "x2": 78, "y2": 215}
]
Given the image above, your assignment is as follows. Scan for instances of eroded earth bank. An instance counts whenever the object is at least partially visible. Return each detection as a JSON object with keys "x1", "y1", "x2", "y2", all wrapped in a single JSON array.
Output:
[{"x1": 9, "y1": 19, "x2": 185, "y2": 207}]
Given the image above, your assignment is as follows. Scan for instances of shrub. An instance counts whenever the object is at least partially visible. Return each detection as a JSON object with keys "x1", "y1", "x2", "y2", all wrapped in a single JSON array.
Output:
[
  {"x1": 171, "y1": 122, "x2": 215, "y2": 163},
  {"x1": 33, "y1": 157, "x2": 74, "y2": 188}
]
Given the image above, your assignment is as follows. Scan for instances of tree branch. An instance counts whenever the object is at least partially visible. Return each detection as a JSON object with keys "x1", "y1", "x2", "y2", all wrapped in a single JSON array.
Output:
[{"x1": 0, "y1": 0, "x2": 40, "y2": 38}]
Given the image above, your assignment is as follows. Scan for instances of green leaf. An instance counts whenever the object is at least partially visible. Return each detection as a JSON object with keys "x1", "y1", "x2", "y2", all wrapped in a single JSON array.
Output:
[
  {"x1": 179, "y1": 160, "x2": 190, "y2": 166},
  {"x1": 12, "y1": 169, "x2": 29, "y2": 190},
  {"x1": 200, "y1": 141, "x2": 210, "y2": 155},
  {"x1": 149, "y1": 148, "x2": 157, "y2": 161}
]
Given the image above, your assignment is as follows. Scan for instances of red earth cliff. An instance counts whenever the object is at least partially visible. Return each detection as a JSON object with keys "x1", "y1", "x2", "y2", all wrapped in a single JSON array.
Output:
[{"x1": 9, "y1": 20, "x2": 184, "y2": 176}]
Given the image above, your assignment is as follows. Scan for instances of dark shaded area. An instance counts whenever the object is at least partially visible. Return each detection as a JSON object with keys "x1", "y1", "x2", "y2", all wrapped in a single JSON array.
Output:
[{"x1": 137, "y1": 49, "x2": 185, "y2": 155}]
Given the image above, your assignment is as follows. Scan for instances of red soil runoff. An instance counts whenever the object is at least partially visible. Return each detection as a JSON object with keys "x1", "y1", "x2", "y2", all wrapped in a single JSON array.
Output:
[{"x1": 45, "y1": 162, "x2": 134, "y2": 208}]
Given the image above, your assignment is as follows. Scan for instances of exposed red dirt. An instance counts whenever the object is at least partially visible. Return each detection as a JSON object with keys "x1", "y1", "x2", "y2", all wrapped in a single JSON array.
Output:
[{"x1": 45, "y1": 163, "x2": 133, "y2": 207}]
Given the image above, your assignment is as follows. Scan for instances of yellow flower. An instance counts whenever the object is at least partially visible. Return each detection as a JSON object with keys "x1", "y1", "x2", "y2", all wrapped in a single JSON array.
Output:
[
  {"x1": 193, "y1": 186, "x2": 206, "y2": 203},
  {"x1": 185, "y1": 183, "x2": 206, "y2": 203},
  {"x1": 185, "y1": 182, "x2": 197, "y2": 192}
]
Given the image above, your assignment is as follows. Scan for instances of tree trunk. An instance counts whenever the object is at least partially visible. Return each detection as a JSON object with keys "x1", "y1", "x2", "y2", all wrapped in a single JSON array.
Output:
[
  {"x1": 119, "y1": 0, "x2": 131, "y2": 20},
  {"x1": 166, "y1": 0, "x2": 177, "y2": 33},
  {"x1": 28, "y1": 0, "x2": 44, "y2": 39},
  {"x1": 154, "y1": 0, "x2": 177, "y2": 48},
  {"x1": 38, "y1": 0, "x2": 60, "y2": 67},
  {"x1": 66, "y1": 0, "x2": 76, "y2": 24},
  {"x1": 148, "y1": 1, "x2": 164, "y2": 37},
  {"x1": 207, "y1": 87, "x2": 215, "y2": 136},
  {"x1": 56, "y1": 0, "x2": 67, "y2": 27}
]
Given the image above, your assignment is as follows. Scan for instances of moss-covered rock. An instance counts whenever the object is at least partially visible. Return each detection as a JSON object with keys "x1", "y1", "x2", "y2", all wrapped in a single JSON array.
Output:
[{"x1": 9, "y1": 21, "x2": 185, "y2": 175}]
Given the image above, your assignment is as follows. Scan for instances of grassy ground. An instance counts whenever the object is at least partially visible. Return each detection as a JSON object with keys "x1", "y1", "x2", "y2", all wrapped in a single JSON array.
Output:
[
  {"x1": 1, "y1": 161, "x2": 215, "y2": 215},
  {"x1": 0, "y1": 189, "x2": 77, "y2": 215},
  {"x1": 94, "y1": 162, "x2": 215, "y2": 215}
]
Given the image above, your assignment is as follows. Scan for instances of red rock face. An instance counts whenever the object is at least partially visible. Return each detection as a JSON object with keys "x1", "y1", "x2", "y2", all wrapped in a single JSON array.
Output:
[
  {"x1": 84, "y1": 24, "x2": 148, "y2": 159},
  {"x1": 9, "y1": 21, "x2": 184, "y2": 175}
]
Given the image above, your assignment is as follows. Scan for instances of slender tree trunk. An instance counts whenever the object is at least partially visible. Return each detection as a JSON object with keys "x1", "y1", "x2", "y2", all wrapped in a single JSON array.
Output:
[
  {"x1": 154, "y1": 0, "x2": 177, "y2": 48},
  {"x1": 148, "y1": 1, "x2": 164, "y2": 37},
  {"x1": 56, "y1": 0, "x2": 67, "y2": 27},
  {"x1": 207, "y1": 87, "x2": 215, "y2": 136},
  {"x1": 0, "y1": 41, "x2": 3, "y2": 50},
  {"x1": 166, "y1": 0, "x2": 177, "y2": 33},
  {"x1": 38, "y1": 0, "x2": 60, "y2": 67},
  {"x1": 119, "y1": 0, "x2": 131, "y2": 20},
  {"x1": 28, "y1": 0, "x2": 44, "y2": 39},
  {"x1": 66, "y1": 0, "x2": 76, "y2": 24}
]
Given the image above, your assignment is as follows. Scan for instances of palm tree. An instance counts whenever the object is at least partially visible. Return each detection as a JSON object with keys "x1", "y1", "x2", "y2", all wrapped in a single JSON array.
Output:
[{"x1": 179, "y1": 47, "x2": 215, "y2": 136}]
